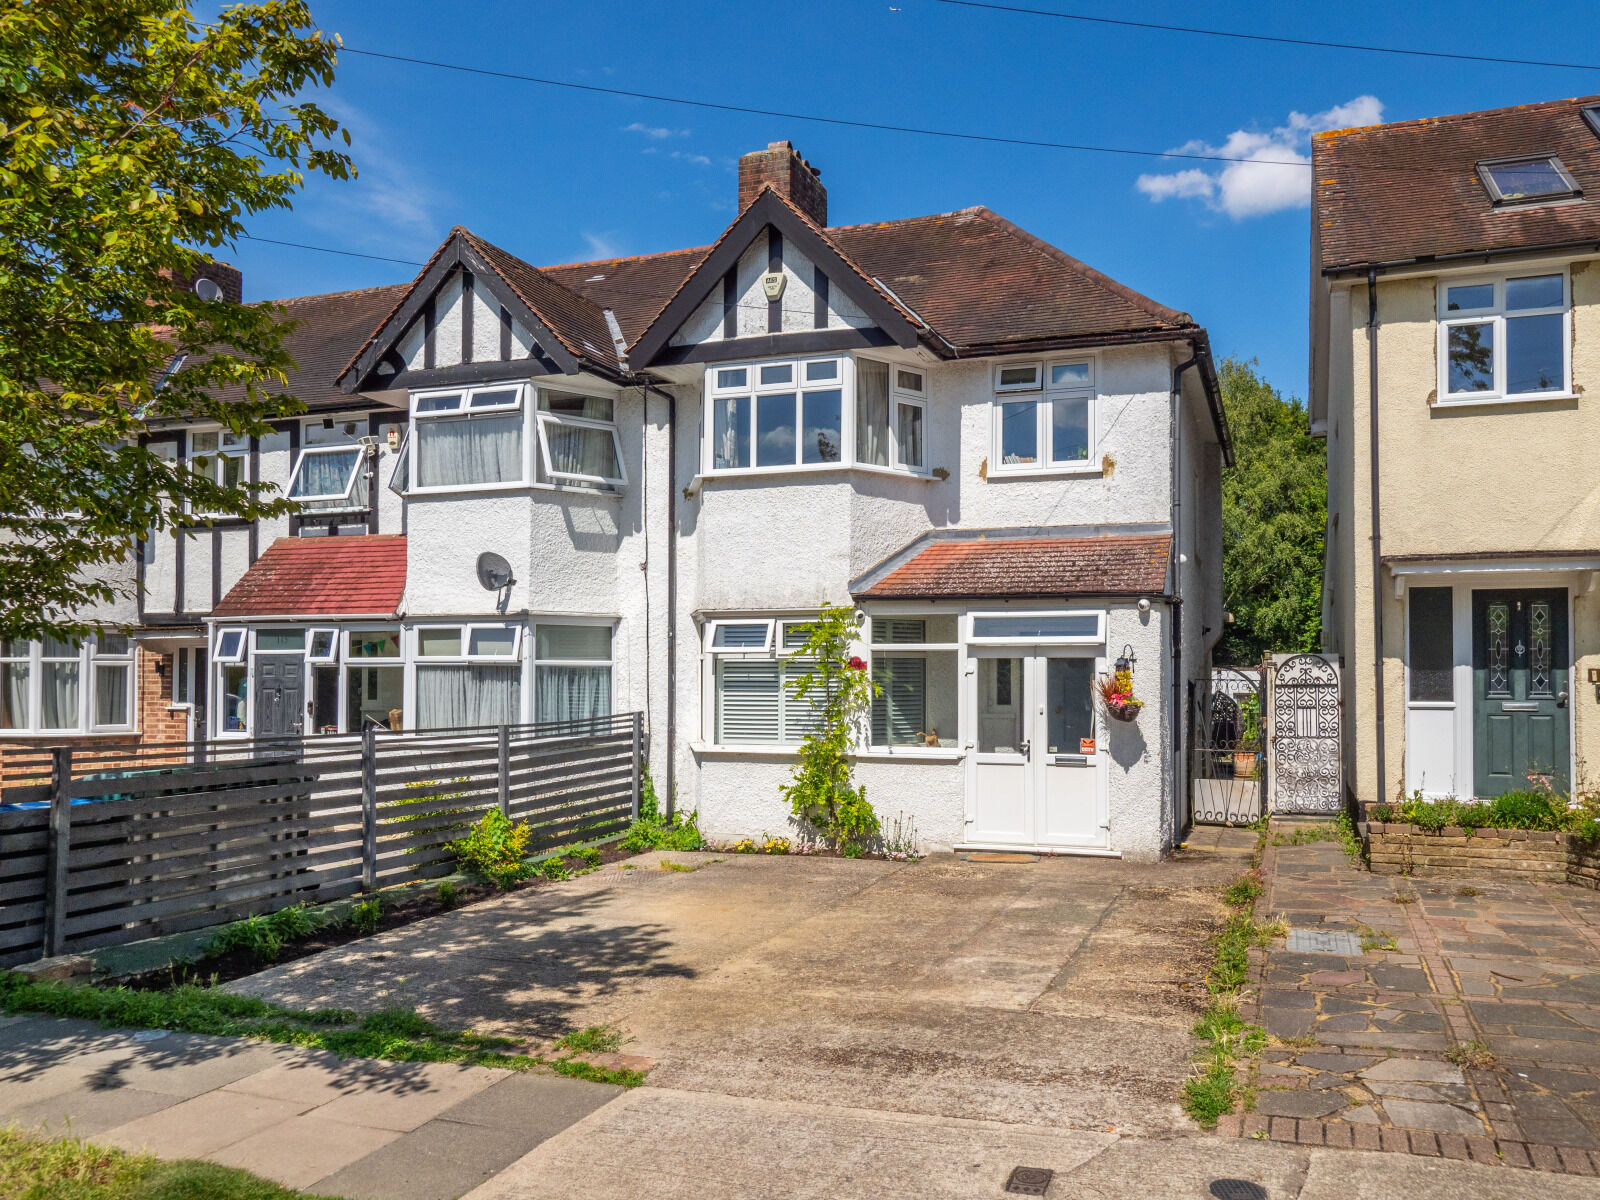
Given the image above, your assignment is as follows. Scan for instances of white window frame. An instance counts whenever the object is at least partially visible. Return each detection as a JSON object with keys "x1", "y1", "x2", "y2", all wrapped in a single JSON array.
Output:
[
  {"x1": 702, "y1": 614, "x2": 823, "y2": 747},
  {"x1": 0, "y1": 636, "x2": 136, "y2": 735},
  {"x1": 413, "y1": 622, "x2": 524, "y2": 662},
  {"x1": 535, "y1": 388, "x2": 627, "y2": 488},
  {"x1": 993, "y1": 362, "x2": 1042, "y2": 393},
  {"x1": 214, "y1": 628, "x2": 247, "y2": 663},
  {"x1": 532, "y1": 621, "x2": 615, "y2": 726},
  {"x1": 966, "y1": 610, "x2": 1106, "y2": 645},
  {"x1": 889, "y1": 370, "x2": 928, "y2": 474},
  {"x1": 306, "y1": 628, "x2": 339, "y2": 663},
  {"x1": 408, "y1": 382, "x2": 528, "y2": 495},
  {"x1": 187, "y1": 428, "x2": 250, "y2": 515},
  {"x1": 703, "y1": 357, "x2": 848, "y2": 475},
  {"x1": 286, "y1": 443, "x2": 368, "y2": 505},
  {"x1": 990, "y1": 356, "x2": 1097, "y2": 475},
  {"x1": 863, "y1": 613, "x2": 960, "y2": 751},
  {"x1": 1435, "y1": 270, "x2": 1571, "y2": 405},
  {"x1": 88, "y1": 633, "x2": 135, "y2": 733}
]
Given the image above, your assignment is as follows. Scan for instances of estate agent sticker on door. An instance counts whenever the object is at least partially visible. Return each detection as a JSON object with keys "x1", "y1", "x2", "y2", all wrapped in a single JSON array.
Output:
[{"x1": 1080, "y1": 738, "x2": 1096, "y2": 754}]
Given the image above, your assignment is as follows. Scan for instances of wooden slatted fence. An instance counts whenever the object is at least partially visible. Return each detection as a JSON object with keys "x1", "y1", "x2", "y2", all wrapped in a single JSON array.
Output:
[{"x1": 0, "y1": 713, "x2": 641, "y2": 966}]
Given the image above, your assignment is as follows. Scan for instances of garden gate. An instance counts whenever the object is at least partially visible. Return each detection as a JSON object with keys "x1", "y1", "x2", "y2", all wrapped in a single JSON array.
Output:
[
  {"x1": 1190, "y1": 667, "x2": 1264, "y2": 825},
  {"x1": 1268, "y1": 653, "x2": 1343, "y2": 814}
]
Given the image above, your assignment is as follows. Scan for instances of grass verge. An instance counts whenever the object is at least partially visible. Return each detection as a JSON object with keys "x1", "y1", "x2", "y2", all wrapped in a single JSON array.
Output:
[
  {"x1": 0, "y1": 1125, "x2": 343, "y2": 1199},
  {"x1": 1183, "y1": 870, "x2": 1275, "y2": 1128},
  {"x1": 0, "y1": 973, "x2": 645, "y2": 1089}
]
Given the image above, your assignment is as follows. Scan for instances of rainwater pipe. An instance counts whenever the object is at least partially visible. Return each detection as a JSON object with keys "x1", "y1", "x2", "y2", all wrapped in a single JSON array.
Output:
[{"x1": 1368, "y1": 268, "x2": 1386, "y2": 809}]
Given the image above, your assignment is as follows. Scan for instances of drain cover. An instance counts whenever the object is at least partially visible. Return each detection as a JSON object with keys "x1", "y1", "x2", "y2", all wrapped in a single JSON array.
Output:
[
  {"x1": 1285, "y1": 928, "x2": 1362, "y2": 955},
  {"x1": 1004, "y1": 1166, "x2": 1053, "y2": 1195},
  {"x1": 1209, "y1": 1179, "x2": 1267, "y2": 1200}
]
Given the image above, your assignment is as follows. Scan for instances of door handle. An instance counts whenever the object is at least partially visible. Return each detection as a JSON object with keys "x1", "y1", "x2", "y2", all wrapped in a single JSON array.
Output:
[
  {"x1": 1019, "y1": 740, "x2": 1031, "y2": 759},
  {"x1": 1559, "y1": 690, "x2": 1570, "y2": 708}
]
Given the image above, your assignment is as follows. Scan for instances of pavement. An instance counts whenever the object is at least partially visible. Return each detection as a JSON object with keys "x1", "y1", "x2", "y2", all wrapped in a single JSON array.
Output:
[
  {"x1": 0, "y1": 1014, "x2": 618, "y2": 1199},
  {"x1": 1219, "y1": 831, "x2": 1600, "y2": 1174}
]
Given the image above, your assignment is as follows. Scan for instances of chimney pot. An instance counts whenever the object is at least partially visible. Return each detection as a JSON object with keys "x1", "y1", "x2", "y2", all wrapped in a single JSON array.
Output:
[{"x1": 738, "y1": 141, "x2": 827, "y2": 226}]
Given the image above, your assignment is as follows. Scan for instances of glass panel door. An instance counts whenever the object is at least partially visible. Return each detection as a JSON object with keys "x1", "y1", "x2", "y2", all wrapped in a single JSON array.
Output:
[{"x1": 971, "y1": 656, "x2": 1029, "y2": 843}]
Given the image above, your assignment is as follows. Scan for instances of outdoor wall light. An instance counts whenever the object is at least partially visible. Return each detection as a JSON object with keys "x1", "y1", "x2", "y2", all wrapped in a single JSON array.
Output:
[{"x1": 1115, "y1": 645, "x2": 1137, "y2": 675}]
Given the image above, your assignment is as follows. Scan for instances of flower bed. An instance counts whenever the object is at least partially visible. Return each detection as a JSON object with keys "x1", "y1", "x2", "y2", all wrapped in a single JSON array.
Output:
[{"x1": 1365, "y1": 791, "x2": 1600, "y2": 886}]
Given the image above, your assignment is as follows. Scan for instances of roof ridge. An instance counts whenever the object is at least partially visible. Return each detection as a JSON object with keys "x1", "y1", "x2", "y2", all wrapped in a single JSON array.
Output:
[
  {"x1": 1313, "y1": 91, "x2": 1600, "y2": 144},
  {"x1": 458, "y1": 228, "x2": 606, "y2": 362},
  {"x1": 824, "y1": 206, "x2": 987, "y2": 233},
  {"x1": 259, "y1": 282, "x2": 409, "y2": 307},
  {"x1": 972, "y1": 207, "x2": 1194, "y2": 329},
  {"x1": 541, "y1": 243, "x2": 712, "y2": 272}
]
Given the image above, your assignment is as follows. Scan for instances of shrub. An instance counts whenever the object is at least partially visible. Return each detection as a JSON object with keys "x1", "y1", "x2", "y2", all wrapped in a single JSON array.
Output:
[
  {"x1": 350, "y1": 896, "x2": 383, "y2": 935},
  {"x1": 203, "y1": 903, "x2": 329, "y2": 963},
  {"x1": 436, "y1": 880, "x2": 460, "y2": 909},
  {"x1": 780, "y1": 604, "x2": 880, "y2": 854},
  {"x1": 1488, "y1": 789, "x2": 1559, "y2": 830},
  {"x1": 573, "y1": 846, "x2": 602, "y2": 867},
  {"x1": 450, "y1": 809, "x2": 533, "y2": 889},
  {"x1": 538, "y1": 856, "x2": 570, "y2": 882},
  {"x1": 620, "y1": 767, "x2": 706, "y2": 852}
]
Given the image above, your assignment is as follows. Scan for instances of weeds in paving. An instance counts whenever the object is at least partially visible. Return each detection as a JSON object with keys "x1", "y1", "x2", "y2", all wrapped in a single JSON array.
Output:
[
  {"x1": 659, "y1": 859, "x2": 697, "y2": 872},
  {"x1": 1184, "y1": 869, "x2": 1274, "y2": 1129},
  {"x1": 1269, "y1": 815, "x2": 1364, "y2": 864},
  {"x1": 1446, "y1": 1039, "x2": 1496, "y2": 1069},
  {"x1": 617, "y1": 863, "x2": 637, "y2": 871},
  {"x1": 1456, "y1": 885, "x2": 1483, "y2": 898},
  {"x1": 558, "y1": 1025, "x2": 623, "y2": 1055},
  {"x1": 1222, "y1": 869, "x2": 1265, "y2": 908},
  {"x1": 0, "y1": 1126, "x2": 341, "y2": 1200},
  {"x1": 1256, "y1": 914, "x2": 1289, "y2": 941},
  {"x1": 1389, "y1": 890, "x2": 1418, "y2": 905},
  {"x1": 1272, "y1": 1034, "x2": 1318, "y2": 1049},
  {"x1": 0, "y1": 972, "x2": 646, "y2": 1089},
  {"x1": 1358, "y1": 925, "x2": 1399, "y2": 952}
]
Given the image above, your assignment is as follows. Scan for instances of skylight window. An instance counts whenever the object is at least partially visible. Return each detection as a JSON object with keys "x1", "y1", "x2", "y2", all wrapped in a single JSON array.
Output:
[
  {"x1": 1584, "y1": 105, "x2": 1600, "y2": 140},
  {"x1": 1476, "y1": 155, "x2": 1581, "y2": 206}
]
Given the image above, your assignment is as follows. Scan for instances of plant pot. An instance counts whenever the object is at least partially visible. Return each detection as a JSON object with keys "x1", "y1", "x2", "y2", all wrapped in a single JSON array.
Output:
[
  {"x1": 1107, "y1": 700, "x2": 1142, "y2": 723},
  {"x1": 1232, "y1": 751, "x2": 1260, "y2": 778}
]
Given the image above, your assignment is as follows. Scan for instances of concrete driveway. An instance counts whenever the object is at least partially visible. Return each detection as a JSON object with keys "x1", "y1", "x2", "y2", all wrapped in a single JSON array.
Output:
[{"x1": 231, "y1": 846, "x2": 1247, "y2": 1137}]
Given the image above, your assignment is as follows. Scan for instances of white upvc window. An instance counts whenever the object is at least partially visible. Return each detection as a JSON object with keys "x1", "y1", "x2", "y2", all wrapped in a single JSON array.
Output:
[
  {"x1": 0, "y1": 634, "x2": 134, "y2": 734},
  {"x1": 413, "y1": 621, "x2": 525, "y2": 730},
  {"x1": 533, "y1": 623, "x2": 613, "y2": 725},
  {"x1": 707, "y1": 358, "x2": 846, "y2": 473},
  {"x1": 306, "y1": 628, "x2": 338, "y2": 663},
  {"x1": 703, "y1": 616, "x2": 823, "y2": 746},
  {"x1": 213, "y1": 628, "x2": 247, "y2": 663},
  {"x1": 189, "y1": 429, "x2": 250, "y2": 515},
  {"x1": 535, "y1": 389, "x2": 626, "y2": 489},
  {"x1": 865, "y1": 615, "x2": 959, "y2": 749},
  {"x1": 856, "y1": 358, "x2": 928, "y2": 473},
  {"x1": 409, "y1": 383, "x2": 526, "y2": 492},
  {"x1": 967, "y1": 611, "x2": 1106, "y2": 644},
  {"x1": 991, "y1": 358, "x2": 1095, "y2": 474},
  {"x1": 1437, "y1": 271, "x2": 1570, "y2": 404},
  {"x1": 288, "y1": 444, "x2": 367, "y2": 505}
]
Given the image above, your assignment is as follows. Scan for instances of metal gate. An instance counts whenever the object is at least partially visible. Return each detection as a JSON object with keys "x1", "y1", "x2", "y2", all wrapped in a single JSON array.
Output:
[
  {"x1": 1190, "y1": 668, "x2": 1264, "y2": 824},
  {"x1": 1268, "y1": 653, "x2": 1342, "y2": 814}
]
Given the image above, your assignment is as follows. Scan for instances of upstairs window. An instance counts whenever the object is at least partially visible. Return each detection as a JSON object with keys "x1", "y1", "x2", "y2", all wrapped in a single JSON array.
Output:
[
  {"x1": 536, "y1": 390, "x2": 626, "y2": 489},
  {"x1": 1438, "y1": 272, "x2": 1569, "y2": 402},
  {"x1": 992, "y1": 359, "x2": 1095, "y2": 474},
  {"x1": 411, "y1": 384, "x2": 524, "y2": 491},
  {"x1": 709, "y1": 359, "x2": 844, "y2": 471},
  {"x1": 290, "y1": 419, "x2": 371, "y2": 510},
  {"x1": 1584, "y1": 105, "x2": 1600, "y2": 139},
  {"x1": 189, "y1": 430, "x2": 249, "y2": 515},
  {"x1": 857, "y1": 359, "x2": 927, "y2": 473},
  {"x1": 1476, "y1": 155, "x2": 1581, "y2": 206}
]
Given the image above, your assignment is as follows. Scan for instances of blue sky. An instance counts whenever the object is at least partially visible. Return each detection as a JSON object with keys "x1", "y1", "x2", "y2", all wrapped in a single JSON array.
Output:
[{"x1": 239, "y1": 0, "x2": 1600, "y2": 403}]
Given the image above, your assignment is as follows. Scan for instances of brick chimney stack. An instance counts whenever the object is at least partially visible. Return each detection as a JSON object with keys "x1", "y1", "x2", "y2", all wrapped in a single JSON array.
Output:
[
  {"x1": 160, "y1": 260, "x2": 243, "y2": 303},
  {"x1": 738, "y1": 141, "x2": 827, "y2": 226}
]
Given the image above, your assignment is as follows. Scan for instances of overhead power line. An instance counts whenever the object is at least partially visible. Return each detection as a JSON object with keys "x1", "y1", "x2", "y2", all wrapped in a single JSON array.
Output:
[
  {"x1": 933, "y1": 0, "x2": 1600, "y2": 73},
  {"x1": 240, "y1": 234, "x2": 424, "y2": 266}
]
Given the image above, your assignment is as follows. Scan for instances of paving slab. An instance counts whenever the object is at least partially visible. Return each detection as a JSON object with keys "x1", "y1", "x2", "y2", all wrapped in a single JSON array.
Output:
[
  {"x1": 314, "y1": 1116, "x2": 546, "y2": 1200},
  {"x1": 209, "y1": 1115, "x2": 401, "y2": 1190},
  {"x1": 99, "y1": 1089, "x2": 312, "y2": 1157}
]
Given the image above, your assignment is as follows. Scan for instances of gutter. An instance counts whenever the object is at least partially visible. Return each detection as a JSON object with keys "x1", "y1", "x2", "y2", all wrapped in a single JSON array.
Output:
[
  {"x1": 1367, "y1": 269, "x2": 1386, "y2": 810},
  {"x1": 1324, "y1": 237, "x2": 1600, "y2": 281},
  {"x1": 641, "y1": 380, "x2": 679, "y2": 819}
]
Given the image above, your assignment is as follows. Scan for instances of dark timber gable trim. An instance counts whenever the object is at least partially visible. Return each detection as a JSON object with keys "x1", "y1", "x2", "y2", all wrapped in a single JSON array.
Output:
[
  {"x1": 628, "y1": 189, "x2": 920, "y2": 368},
  {"x1": 338, "y1": 231, "x2": 579, "y2": 391}
]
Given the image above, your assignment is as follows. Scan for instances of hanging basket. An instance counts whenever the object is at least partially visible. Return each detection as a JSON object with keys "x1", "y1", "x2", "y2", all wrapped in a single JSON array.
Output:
[{"x1": 1106, "y1": 700, "x2": 1143, "y2": 723}]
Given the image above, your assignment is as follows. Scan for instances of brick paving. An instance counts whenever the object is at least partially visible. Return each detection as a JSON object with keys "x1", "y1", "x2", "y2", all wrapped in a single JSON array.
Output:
[{"x1": 1213, "y1": 829, "x2": 1600, "y2": 1176}]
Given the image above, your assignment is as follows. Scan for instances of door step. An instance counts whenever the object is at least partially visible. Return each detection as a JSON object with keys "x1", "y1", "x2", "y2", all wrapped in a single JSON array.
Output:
[{"x1": 960, "y1": 852, "x2": 1040, "y2": 864}]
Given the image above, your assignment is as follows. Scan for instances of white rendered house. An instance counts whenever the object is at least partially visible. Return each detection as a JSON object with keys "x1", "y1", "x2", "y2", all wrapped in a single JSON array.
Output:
[{"x1": 8, "y1": 142, "x2": 1229, "y2": 860}]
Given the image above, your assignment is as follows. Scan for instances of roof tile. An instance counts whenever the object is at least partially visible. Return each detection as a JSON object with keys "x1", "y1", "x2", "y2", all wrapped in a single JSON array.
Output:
[
  {"x1": 857, "y1": 534, "x2": 1171, "y2": 600},
  {"x1": 212, "y1": 535, "x2": 407, "y2": 618}
]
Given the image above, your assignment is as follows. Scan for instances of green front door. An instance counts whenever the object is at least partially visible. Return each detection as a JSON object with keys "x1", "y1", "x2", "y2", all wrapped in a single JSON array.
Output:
[{"x1": 1472, "y1": 589, "x2": 1569, "y2": 796}]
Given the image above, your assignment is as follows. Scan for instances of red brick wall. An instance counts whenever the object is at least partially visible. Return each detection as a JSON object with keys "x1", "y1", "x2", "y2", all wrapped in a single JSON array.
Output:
[
  {"x1": 738, "y1": 141, "x2": 828, "y2": 226},
  {"x1": 138, "y1": 649, "x2": 190, "y2": 744}
]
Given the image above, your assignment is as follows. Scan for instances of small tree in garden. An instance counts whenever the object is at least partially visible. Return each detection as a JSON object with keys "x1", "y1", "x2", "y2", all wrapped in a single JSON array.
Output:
[{"x1": 781, "y1": 603, "x2": 880, "y2": 855}]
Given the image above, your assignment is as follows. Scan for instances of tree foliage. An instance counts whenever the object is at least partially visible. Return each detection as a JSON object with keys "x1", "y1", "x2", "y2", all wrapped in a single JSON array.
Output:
[
  {"x1": 0, "y1": 0, "x2": 351, "y2": 641},
  {"x1": 781, "y1": 603, "x2": 880, "y2": 855},
  {"x1": 1214, "y1": 357, "x2": 1325, "y2": 665}
]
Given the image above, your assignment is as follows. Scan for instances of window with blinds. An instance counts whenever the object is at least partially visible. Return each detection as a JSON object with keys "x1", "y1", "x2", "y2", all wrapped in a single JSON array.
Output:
[
  {"x1": 871, "y1": 656, "x2": 926, "y2": 746},
  {"x1": 715, "y1": 659, "x2": 822, "y2": 744}
]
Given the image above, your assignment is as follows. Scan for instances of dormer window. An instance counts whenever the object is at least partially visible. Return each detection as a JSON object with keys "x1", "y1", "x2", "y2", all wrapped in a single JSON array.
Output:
[{"x1": 1476, "y1": 155, "x2": 1580, "y2": 206}]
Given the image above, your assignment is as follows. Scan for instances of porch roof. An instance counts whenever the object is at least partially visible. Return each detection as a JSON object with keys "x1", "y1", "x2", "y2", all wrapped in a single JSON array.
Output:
[
  {"x1": 212, "y1": 535, "x2": 407, "y2": 619},
  {"x1": 853, "y1": 531, "x2": 1171, "y2": 601}
]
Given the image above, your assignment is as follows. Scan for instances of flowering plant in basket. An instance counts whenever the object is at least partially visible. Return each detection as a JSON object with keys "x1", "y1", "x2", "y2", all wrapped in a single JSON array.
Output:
[{"x1": 1096, "y1": 670, "x2": 1143, "y2": 722}]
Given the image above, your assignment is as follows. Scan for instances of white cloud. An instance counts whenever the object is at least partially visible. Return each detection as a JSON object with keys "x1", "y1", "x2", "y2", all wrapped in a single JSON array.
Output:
[
  {"x1": 623, "y1": 122, "x2": 689, "y2": 140},
  {"x1": 582, "y1": 231, "x2": 624, "y2": 259},
  {"x1": 301, "y1": 97, "x2": 443, "y2": 252},
  {"x1": 1137, "y1": 95, "x2": 1382, "y2": 219}
]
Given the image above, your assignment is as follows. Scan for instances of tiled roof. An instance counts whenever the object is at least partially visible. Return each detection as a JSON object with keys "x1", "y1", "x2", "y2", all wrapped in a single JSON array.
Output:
[
  {"x1": 463, "y1": 230, "x2": 621, "y2": 371},
  {"x1": 212, "y1": 535, "x2": 407, "y2": 618},
  {"x1": 856, "y1": 533, "x2": 1171, "y2": 600},
  {"x1": 1314, "y1": 93, "x2": 1600, "y2": 273}
]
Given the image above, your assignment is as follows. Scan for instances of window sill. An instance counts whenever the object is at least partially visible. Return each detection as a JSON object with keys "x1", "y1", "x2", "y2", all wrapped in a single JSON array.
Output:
[
  {"x1": 987, "y1": 464, "x2": 1103, "y2": 480},
  {"x1": 691, "y1": 463, "x2": 936, "y2": 487},
  {"x1": 689, "y1": 740, "x2": 964, "y2": 763},
  {"x1": 1433, "y1": 392, "x2": 1577, "y2": 409}
]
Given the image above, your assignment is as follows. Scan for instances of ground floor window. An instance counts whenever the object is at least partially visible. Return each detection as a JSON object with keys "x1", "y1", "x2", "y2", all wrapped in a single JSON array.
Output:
[
  {"x1": 704, "y1": 617, "x2": 822, "y2": 745},
  {"x1": 867, "y1": 616, "x2": 959, "y2": 749},
  {"x1": 534, "y1": 624, "x2": 613, "y2": 724},
  {"x1": 0, "y1": 634, "x2": 134, "y2": 733}
]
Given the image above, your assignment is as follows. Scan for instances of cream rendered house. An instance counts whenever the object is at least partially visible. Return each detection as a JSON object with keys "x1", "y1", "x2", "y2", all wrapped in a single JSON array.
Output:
[{"x1": 1312, "y1": 95, "x2": 1600, "y2": 807}]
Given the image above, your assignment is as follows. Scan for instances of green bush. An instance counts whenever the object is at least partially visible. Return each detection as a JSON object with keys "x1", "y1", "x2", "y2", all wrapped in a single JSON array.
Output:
[
  {"x1": 1488, "y1": 790, "x2": 1560, "y2": 830},
  {"x1": 573, "y1": 845, "x2": 601, "y2": 868},
  {"x1": 436, "y1": 880, "x2": 461, "y2": 909},
  {"x1": 203, "y1": 903, "x2": 332, "y2": 963},
  {"x1": 1380, "y1": 788, "x2": 1574, "y2": 835},
  {"x1": 620, "y1": 766, "x2": 705, "y2": 851},
  {"x1": 450, "y1": 809, "x2": 533, "y2": 889},
  {"x1": 350, "y1": 895, "x2": 383, "y2": 935},
  {"x1": 537, "y1": 856, "x2": 570, "y2": 882}
]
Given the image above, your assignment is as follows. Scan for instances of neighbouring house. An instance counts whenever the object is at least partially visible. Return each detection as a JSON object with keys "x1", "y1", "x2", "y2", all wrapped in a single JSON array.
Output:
[
  {"x1": 3, "y1": 140, "x2": 1229, "y2": 859},
  {"x1": 1312, "y1": 95, "x2": 1600, "y2": 807}
]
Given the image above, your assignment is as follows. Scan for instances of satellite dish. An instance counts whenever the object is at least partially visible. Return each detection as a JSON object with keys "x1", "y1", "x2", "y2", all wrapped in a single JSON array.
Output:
[
  {"x1": 476, "y1": 551, "x2": 515, "y2": 591},
  {"x1": 193, "y1": 277, "x2": 224, "y2": 302}
]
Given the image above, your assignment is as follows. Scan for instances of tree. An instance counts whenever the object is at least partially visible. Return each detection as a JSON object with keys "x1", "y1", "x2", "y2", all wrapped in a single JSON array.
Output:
[
  {"x1": 1214, "y1": 357, "x2": 1326, "y2": 665},
  {"x1": 0, "y1": 1, "x2": 351, "y2": 642}
]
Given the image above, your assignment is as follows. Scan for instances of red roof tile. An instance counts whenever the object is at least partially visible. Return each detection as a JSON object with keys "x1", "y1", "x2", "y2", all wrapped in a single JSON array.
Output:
[
  {"x1": 857, "y1": 534, "x2": 1171, "y2": 600},
  {"x1": 212, "y1": 536, "x2": 407, "y2": 618}
]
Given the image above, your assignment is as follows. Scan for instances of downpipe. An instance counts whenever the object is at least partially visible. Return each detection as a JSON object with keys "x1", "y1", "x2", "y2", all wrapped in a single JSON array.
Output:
[{"x1": 1171, "y1": 352, "x2": 1200, "y2": 836}]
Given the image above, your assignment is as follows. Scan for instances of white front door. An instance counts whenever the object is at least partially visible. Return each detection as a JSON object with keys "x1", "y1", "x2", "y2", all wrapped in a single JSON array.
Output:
[{"x1": 969, "y1": 651, "x2": 1106, "y2": 849}]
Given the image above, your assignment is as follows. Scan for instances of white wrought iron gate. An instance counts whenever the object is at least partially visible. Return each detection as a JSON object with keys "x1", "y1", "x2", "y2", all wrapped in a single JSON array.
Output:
[{"x1": 1268, "y1": 653, "x2": 1342, "y2": 814}]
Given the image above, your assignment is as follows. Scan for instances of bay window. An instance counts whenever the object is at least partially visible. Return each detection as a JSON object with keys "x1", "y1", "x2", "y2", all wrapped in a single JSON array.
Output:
[
  {"x1": 991, "y1": 359, "x2": 1094, "y2": 474},
  {"x1": 534, "y1": 624, "x2": 613, "y2": 725},
  {"x1": 415, "y1": 622, "x2": 522, "y2": 730},
  {"x1": 709, "y1": 359, "x2": 845, "y2": 471},
  {"x1": 535, "y1": 390, "x2": 626, "y2": 489},
  {"x1": 1438, "y1": 271, "x2": 1569, "y2": 403},
  {"x1": 411, "y1": 384, "x2": 525, "y2": 490},
  {"x1": 0, "y1": 635, "x2": 133, "y2": 733},
  {"x1": 706, "y1": 618, "x2": 822, "y2": 745},
  {"x1": 867, "y1": 616, "x2": 958, "y2": 749}
]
